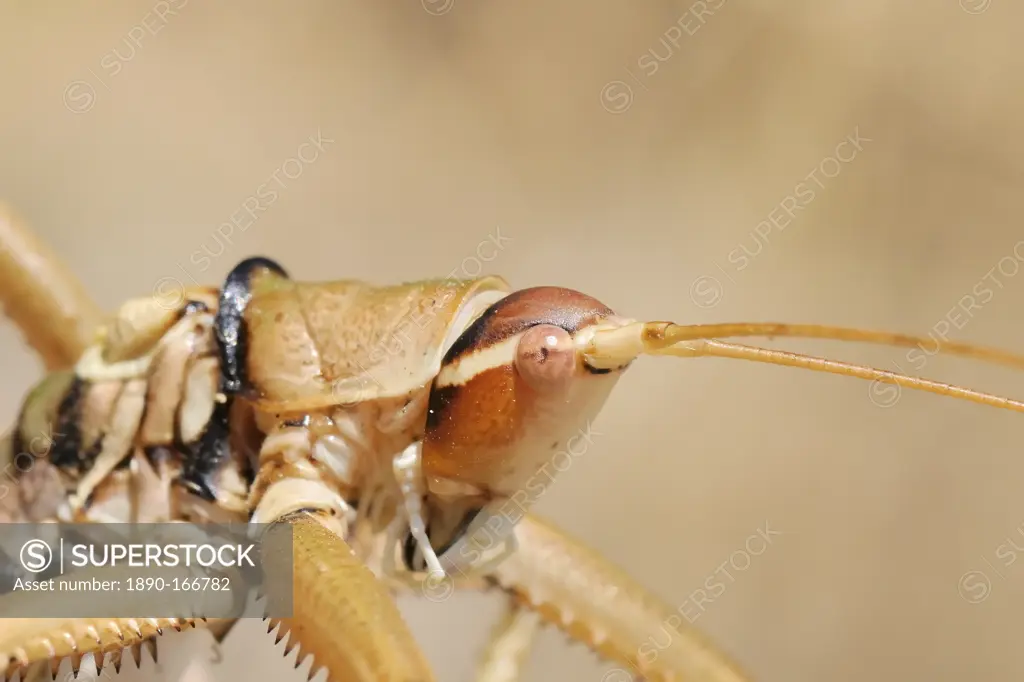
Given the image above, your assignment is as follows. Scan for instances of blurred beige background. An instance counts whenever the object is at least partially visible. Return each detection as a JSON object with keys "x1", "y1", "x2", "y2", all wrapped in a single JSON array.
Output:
[{"x1": 3, "y1": 1, "x2": 1024, "y2": 680}]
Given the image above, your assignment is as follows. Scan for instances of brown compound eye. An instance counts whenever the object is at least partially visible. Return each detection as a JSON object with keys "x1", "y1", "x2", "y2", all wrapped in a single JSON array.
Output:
[{"x1": 514, "y1": 324, "x2": 577, "y2": 392}]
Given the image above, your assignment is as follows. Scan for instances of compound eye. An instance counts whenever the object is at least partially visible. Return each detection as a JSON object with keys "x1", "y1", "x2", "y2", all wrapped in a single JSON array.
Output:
[{"x1": 514, "y1": 324, "x2": 576, "y2": 392}]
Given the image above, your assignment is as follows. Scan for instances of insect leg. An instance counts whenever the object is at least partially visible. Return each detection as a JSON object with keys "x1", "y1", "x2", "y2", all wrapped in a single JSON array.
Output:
[
  {"x1": 0, "y1": 581, "x2": 217, "y2": 681},
  {"x1": 475, "y1": 596, "x2": 541, "y2": 682},
  {"x1": 13, "y1": 636, "x2": 161, "y2": 682},
  {"x1": 0, "y1": 618, "x2": 193, "y2": 681},
  {"x1": 0, "y1": 204, "x2": 102, "y2": 370},
  {"x1": 488, "y1": 513, "x2": 752, "y2": 682},
  {"x1": 262, "y1": 510, "x2": 437, "y2": 682}
]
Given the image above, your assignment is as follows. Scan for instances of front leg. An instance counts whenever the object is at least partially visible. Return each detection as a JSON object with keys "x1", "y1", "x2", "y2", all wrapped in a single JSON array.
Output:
[{"x1": 263, "y1": 511, "x2": 437, "y2": 682}]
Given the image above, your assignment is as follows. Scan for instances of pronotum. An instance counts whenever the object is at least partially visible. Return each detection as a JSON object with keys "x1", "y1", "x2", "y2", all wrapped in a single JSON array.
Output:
[{"x1": 3, "y1": 205, "x2": 1024, "y2": 682}]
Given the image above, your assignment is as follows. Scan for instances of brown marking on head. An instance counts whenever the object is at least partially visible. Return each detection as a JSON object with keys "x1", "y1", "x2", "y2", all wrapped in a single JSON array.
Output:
[
  {"x1": 423, "y1": 366, "x2": 519, "y2": 487},
  {"x1": 441, "y1": 286, "x2": 615, "y2": 366}
]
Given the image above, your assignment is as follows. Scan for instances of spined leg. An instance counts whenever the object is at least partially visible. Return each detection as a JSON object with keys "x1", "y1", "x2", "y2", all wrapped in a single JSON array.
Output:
[
  {"x1": 0, "y1": 575, "x2": 224, "y2": 681},
  {"x1": 263, "y1": 511, "x2": 436, "y2": 682},
  {"x1": 488, "y1": 513, "x2": 752, "y2": 682},
  {"x1": 2, "y1": 619, "x2": 179, "y2": 681},
  {"x1": 14, "y1": 638, "x2": 159, "y2": 682},
  {"x1": 0, "y1": 204, "x2": 102, "y2": 370}
]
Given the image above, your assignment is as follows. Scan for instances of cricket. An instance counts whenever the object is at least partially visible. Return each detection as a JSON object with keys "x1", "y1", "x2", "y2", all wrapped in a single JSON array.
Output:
[{"x1": 1, "y1": 204, "x2": 1024, "y2": 682}]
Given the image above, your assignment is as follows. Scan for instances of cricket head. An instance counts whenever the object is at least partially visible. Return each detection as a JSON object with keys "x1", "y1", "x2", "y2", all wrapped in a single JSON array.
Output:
[{"x1": 421, "y1": 286, "x2": 655, "y2": 507}]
